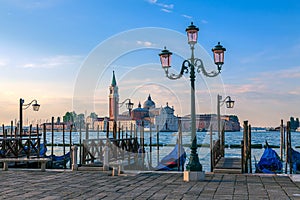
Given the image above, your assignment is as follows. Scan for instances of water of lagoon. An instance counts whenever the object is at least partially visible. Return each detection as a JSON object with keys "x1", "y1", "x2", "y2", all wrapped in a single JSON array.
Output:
[{"x1": 46, "y1": 130, "x2": 300, "y2": 172}]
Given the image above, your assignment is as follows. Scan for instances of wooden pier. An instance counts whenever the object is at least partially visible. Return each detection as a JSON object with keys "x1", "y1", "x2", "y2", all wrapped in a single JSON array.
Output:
[
  {"x1": 211, "y1": 121, "x2": 251, "y2": 174},
  {"x1": 213, "y1": 157, "x2": 242, "y2": 174}
]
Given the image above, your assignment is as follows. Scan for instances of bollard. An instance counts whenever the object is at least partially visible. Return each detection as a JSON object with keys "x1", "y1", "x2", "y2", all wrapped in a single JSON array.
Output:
[
  {"x1": 71, "y1": 146, "x2": 78, "y2": 171},
  {"x1": 112, "y1": 167, "x2": 118, "y2": 176},
  {"x1": 103, "y1": 145, "x2": 110, "y2": 171},
  {"x1": 118, "y1": 160, "x2": 124, "y2": 175}
]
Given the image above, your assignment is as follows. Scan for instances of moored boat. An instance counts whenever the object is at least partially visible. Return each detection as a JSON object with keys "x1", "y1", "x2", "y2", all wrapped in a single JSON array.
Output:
[
  {"x1": 290, "y1": 148, "x2": 300, "y2": 174},
  {"x1": 255, "y1": 142, "x2": 282, "y2": 174},
  {"x1": 155, "y1": 143, "x2": 186, "y2": 171},
  {"x1": 46, "y1": 152, "x2": 71, "y2": 169}
]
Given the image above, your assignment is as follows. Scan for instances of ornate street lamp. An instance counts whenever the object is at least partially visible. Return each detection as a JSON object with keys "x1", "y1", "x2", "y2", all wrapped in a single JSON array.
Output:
[
  {"x1": 125, "y1": 99, "x2": 134, "y2": 117},
  {"x1": 119, "y1": 98, "x2": 134, "y2": 117},
  {"x1": 217, "y1": 95, "x2": 234, "y2": 156},
  {"x1": 19, "y1": 98, "x2": 40, "y2": 136},
  {"x1": 159, "y1": 22, "x2": 226, "y2": 172}
]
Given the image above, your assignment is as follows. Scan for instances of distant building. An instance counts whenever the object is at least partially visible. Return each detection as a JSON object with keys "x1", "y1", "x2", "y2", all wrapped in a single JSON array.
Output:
[
  {"x1": 290, "y1": 117, "x2": 299, "y2": 131},
  {"x1": 181, "y1": 114, "x2": 240, "y2": 132},
  {"x1": 154, "y1": 103, "x2": 178, "y2": 132},
  {"x1": 93, "y1": 71, "x2": 240, "y2": 132}
]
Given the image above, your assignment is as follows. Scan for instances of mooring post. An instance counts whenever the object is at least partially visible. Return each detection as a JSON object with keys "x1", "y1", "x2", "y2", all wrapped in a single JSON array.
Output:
[
  {"x1": 63, "y1": 123, "x2": 66, "y2": 169},
  {"x1": 71, "y1": 145, "x2": 78, "y2": 171},
  {"x1": 118, "y1": 121, "x2": 121, "y2": 140},
  {"x1": 285, "y1": 121, "x2": 288, "y2": 174},
  {"x1": 10, "y1": 121, "x2": 13, "y2": 137},
  {"x1": 130, "y1": 123, "x2": 133, "y2": 140},
  {"x1": 113, "y1": 121, "x2": 117, "y2": 139},
  {"x1": 248, "y1": 124, "x2": 252, "y2": 173},
  {"x1": 177, "y1": 119, "x2": 182, "y2": 171},
  {"x1": 156, "y1": 125, "x2": 159, "y2": 166},
  {"x1": 243, "y1": 121, "x2": 248, "y2": 173},
  {"x1": 79, "y1": 122, "x2": 82, "y2": 166},
  {"x1": 51, "y1": 117, "x2": 54, "y2": 168},
  {"x1": 210, "y1": 125, "x2": 213, "y2": 172},
  {"x1": 37, "y1": 124, "x2": 40, "y2": 158},
  {"x1": 28, "y1": 124, "x2": 32, "y2": 158},
  {"x1": 141, "y1": 121, "x2": 145, "y2": 169},
  {"x1": 149, "y1": 121, "x2": 152, "y2": 169},
  {"x1": 280, "y1": 119, "x2": 284, "y2": 160},
  {"x1": 85, "y1": 123, "x2": 89, "y2": 140},
  {"x1": 70, "y1": 124, "x2": 73, "y2": 156},
  {"x1": 106, "y1": 121, "x2": 109, "y2": 139},
  {"x1": 43, "y1": 123, "x2": 46, "y2": 157},
  {"x1": 241, "y1": 140, "x2": 244, "y2": 173}
]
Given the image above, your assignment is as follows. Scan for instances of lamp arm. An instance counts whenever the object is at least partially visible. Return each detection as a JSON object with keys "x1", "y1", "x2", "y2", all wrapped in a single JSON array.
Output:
[
  {"x1": 119, "y1": 98, "x2": 131, "y2": 108},
  {"x1": 22, "y1": 99, "x2": 38, "y2": 110},
  {"x1": 195, "y1": 58, "x2": 220, "y2": 77},
  {"x1": 219, "y1": 96, "x2": 231, "y2": 106},
  {"x1": 165, "y1": 60, "x2": 190, "y2": 80}
]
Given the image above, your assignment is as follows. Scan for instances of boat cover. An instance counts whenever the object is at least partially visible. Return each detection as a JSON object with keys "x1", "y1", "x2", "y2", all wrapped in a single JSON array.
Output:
[{"x1": 255, "y1": 147, "x2": 282, "y2": 174}]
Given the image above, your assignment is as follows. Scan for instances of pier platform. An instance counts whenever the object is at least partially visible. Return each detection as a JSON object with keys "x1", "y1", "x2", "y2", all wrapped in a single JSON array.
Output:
[
  {"x1": 214, "y1": 157, "x2": 242, "y2": 174},
  {"x1": 0, "y1": 170, "x2": 300, "y2": 199}
]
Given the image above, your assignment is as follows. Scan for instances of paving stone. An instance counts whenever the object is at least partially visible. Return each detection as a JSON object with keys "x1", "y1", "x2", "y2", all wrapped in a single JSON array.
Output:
[{"x1": 1, "y1": 170, "x2": 300, "y2": 199}]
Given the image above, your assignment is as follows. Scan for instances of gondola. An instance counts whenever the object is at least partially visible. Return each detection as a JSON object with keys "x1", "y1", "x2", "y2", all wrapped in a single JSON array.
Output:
[
  {"x1": 255, "y1": 141, "x2": 282, "y2": 174},
  {"x1": 290, "y1": 148, "x2": 300, "y2": 174},
  {"x1": 46, "y1": 151, "x2": 71, "y2": 169},
  {"x1": 155, "y1": 143, "x2": 186, "y2": 171}
]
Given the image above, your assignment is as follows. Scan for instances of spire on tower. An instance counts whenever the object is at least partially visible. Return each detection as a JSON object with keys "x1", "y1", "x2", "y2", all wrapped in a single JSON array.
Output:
[{"x1": 111, "y1": 70, "x2": 117, "y2": 86}]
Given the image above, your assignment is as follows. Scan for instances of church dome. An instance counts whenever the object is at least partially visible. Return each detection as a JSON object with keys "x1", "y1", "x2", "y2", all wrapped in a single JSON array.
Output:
[{"x1": 143, "y1": 94, "x2": 155, "y2": 110}]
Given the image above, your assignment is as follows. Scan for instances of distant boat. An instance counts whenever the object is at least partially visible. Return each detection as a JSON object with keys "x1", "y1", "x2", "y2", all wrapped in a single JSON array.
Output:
[
  {"x1": 155, "y1": 143, "x2": 186, "y2": 171},
  {"x1": 255, "y1": 141, "x2": 282, "y2": 174}
]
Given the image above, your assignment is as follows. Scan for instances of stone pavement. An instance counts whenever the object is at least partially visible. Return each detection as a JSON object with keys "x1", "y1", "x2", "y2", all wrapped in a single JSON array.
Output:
[{"x1": 0, "y1": 170, "x2": 300, "y2": 199}]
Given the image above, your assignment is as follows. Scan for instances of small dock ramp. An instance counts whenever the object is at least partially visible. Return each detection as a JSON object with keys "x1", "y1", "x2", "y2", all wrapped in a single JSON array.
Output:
[{"x1": 213, "y1": 157, "x2": 242, "y2": 174}]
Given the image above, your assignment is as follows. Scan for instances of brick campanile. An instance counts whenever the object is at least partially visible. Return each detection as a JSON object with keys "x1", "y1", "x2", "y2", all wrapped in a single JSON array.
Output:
[{"x1": 109, "y1": 71, "x2": 119, "y2": 121}]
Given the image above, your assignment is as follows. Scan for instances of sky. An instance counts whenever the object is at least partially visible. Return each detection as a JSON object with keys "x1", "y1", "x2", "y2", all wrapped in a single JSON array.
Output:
[{"x1": 0, "y1": 0, "x2": 300, "y2": 127}]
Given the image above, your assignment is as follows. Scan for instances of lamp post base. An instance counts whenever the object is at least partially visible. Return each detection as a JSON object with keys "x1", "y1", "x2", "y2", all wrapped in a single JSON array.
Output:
[
  {"x1": 186, "y1": 153, "x2": 202, "y2": 171},
  {"x1": 183, "y1": 171, "x2": 205, "y2": 182}
]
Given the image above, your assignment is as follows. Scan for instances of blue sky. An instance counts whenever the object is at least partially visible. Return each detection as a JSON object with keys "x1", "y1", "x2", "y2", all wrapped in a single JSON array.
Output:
[{"x1": 0, "y1": 0, "x2": 300, "y2": 127}]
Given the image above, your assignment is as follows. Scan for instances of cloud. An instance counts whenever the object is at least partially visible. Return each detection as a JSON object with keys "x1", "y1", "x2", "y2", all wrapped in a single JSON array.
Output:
[
  {"x1": 147, "y1": 0, "x2": 158, "y2": 4},
  {"x1": 181, "y1": 14, "x2": 192, "y2": 19},
  {"x1": 161, "y1": 8, "x2": 172, "y2": 13},
  {"x1": 3, "y1": 0, "x2": 61, "y2": 10},
  {"x1": 136, "y1": 40, "x2": 154, "y2": 47},
  {"x1": 147, "y1": 0, "x2": 174, "y2": 12},
  {"x1": 22, "y1": 55, "x2": 83, "y2": 69},
  {"x1": 273, "y1": 66, "x2": 300, "y2": 79},
  {"x1": 226, "y1": 66, "x2": 300, "y2": 99},
  {"x1": 201, "y1": 19, "x2": 208, "y2": 24}
]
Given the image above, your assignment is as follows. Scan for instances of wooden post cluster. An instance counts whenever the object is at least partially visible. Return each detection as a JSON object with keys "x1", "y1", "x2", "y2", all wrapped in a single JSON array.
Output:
[{"x1": 241, "y1": 120, "x2": 252, "y2": 173}]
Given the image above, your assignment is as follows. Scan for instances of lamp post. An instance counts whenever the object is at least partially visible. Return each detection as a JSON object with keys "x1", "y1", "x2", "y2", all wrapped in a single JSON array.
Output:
[
  {"x1": 19, "y1": 98, "x2": 40, "y2": 136},
  {"x1": 159, "y1": 22, "x2": 226, "y2": 172},
  {"x1": 217, "y1": 95, "x2": 234, "y2": 156}
]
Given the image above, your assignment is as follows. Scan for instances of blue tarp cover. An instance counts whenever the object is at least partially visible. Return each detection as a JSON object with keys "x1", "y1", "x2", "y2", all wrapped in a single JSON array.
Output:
[{"x1": 256, "y1": 147, "x2": 282, "y2": 174}]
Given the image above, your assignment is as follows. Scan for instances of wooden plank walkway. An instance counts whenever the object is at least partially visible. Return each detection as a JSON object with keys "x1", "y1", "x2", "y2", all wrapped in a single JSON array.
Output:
[{"x1": 213, "y1": 157, "x2": 242, "y2": 174}]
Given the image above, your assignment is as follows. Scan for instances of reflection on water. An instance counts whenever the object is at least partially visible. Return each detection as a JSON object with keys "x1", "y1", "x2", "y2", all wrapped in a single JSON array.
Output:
[{"x1": 46, "y1": 131, "x2": 300, "y2": 172}]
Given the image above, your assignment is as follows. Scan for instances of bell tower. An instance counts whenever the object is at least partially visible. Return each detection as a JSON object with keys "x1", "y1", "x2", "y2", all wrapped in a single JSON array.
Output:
[{"x1": 109, "y1": 71, "x2": 119, "y2": 121}]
